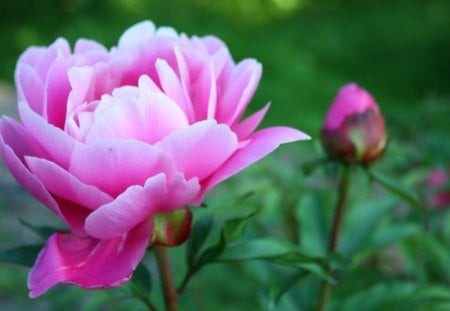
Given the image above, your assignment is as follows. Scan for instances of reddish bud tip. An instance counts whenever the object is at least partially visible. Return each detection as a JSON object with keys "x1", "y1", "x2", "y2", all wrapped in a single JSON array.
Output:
[{"x1": 151, "y1": 207, "x2": 193, "y2": 247}]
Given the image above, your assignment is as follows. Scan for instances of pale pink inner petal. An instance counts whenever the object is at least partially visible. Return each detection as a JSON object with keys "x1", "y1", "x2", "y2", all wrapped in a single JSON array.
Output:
[
  {"x1": 69, "y1": 140, "x2": 175, "y2": 197},
  {"x1": 28, "y1": 221, "x2": 153, "y2": 298},
  {"x1": 85, "y1": 85, "x2": 189, "y2": 144},
  {"x1": 156, "y1": 120, "x2": 238, "y2": 181}
]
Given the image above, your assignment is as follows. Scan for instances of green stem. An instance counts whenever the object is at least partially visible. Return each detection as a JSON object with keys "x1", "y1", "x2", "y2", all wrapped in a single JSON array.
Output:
[
  {"x1": 317, "y1": 165, "x2": 352, "y2": 311},
  {"x1": 155, "y1": 246, "x2": 178, "y2": 311}
]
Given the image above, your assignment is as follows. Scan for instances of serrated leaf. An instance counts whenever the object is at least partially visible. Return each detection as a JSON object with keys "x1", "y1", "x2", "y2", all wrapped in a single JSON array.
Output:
[
  {"x1": 0, "y1": 245, "x2": 42, "y2": 267},
  {"x1": 186, "y1": 213, "x2": 214, "y2": 267},
  {"x1": 19, "y1": 219, "x2": 62, "y2": 240},
  {"x1": 366, "y1": 167, "x2": 427, "y2": 222}
]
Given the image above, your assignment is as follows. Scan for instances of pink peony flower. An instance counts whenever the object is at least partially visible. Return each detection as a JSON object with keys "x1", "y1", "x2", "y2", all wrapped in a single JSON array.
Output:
[
  {"x1": 321, "y1": 83, "x2": 386, "y2": 164},
  {"x1": 0, "y1": 21, "x2": 309, "y2": 297}
]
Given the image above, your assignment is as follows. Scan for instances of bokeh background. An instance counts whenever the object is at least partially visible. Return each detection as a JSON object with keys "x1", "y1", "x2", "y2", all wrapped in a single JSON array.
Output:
[{"x1": 0, "y1": 0, "x2": 449, "y2": 310}]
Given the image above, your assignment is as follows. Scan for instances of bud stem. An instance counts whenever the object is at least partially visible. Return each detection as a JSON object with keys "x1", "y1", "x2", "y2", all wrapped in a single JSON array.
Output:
[
  {"x1": 317, "y1": 164, "x2": 352, "y2": 311},
  {"x1": 155, "y1": 246, "x2": 178, "y2": 311}
]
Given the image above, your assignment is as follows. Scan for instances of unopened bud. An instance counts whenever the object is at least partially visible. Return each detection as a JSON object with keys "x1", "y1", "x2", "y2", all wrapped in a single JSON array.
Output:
[
  {"x1": 321, "y1": 83, "x2": 386, "y2": 164},
  {"x1": 151, "y1": 207, "x2": 192, "y2": 247}
]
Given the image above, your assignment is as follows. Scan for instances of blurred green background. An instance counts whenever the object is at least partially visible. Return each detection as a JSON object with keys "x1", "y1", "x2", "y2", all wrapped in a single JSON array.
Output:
[{"x1": 0, "y1": 0, "x2": 449, "y2": 310}]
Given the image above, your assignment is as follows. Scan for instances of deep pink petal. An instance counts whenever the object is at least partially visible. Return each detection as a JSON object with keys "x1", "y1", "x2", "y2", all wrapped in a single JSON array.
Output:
[
  {"x1": 199, "y1": 127, "x2": 310, "y2": 202},
  {"x1": 19, "y1": 101, "x2": 77, "y2": 169},
  {"x1": 156, "y1": 120, "x2": 238, "y2": 181},
  {"x1": 44, "y1": 53, "x2": 70, "y2": 128},
  {"x1": 28, "y1": 221, "x2": 153, "y2": 298},
  {"x1": 69, "y1": 140, "x2": 175, "y2": 197},
  {"x1": 232, "y1": 103, "x2": 270, "y2": 140},
  {"x1": 26, "y1": 156, "x2": 113, "y2": 210}
]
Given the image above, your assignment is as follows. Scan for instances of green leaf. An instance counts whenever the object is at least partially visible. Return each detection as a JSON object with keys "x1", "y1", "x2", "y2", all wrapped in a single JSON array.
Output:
[
  {"x1": 19, "y1": 219, "x2": 63, "y2": 240},
  {"x1": 217, "y1": 239, "x2": 332, "y2": 282},
  {"x1": 0, "y1": 245, "x2": 42, "y2": 267},
  {"x1": 186, "y1": 213, "x2": 214, "y2": 267},
  {"x1": 194, "y1": 236, "x2": 226, "y2": 269},
  {"x1": 366, "y1": 167, "x2": 427, "y2": 223},
  {"x1": 300, "y1": 158, "x2": 329, "y2": 175},
  {"x1": 131, "y1": 262, "x2": 152, "y2": 294},
  {"x1": 222, "y1": 208, "x2": 258, "y2": 243},
  {"x1": 267, "y1": 270, "x2": 309, "y2": 309}
]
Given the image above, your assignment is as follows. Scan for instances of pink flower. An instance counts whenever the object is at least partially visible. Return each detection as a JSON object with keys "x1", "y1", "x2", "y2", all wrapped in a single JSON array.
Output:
[
  {"x1": 321, "y1": 83, "x2": 386, "y2": 164},
  {"x1": 0, "y1": 21, "x2": 308, "y2": 297},
  {"x1": 427, "y1": 167, "x2": 450, "y2": 209}
]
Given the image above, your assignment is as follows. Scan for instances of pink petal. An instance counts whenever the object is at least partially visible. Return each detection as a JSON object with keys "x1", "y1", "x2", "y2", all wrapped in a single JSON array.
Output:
[
  {"x1": 85, "y1": 173, "x2": 167, "y2": 239},
  {"x1": 156, "y1": 59, "x2": 194, "y2": 122},
  {"x1": 85, "y1": 172, "x2": 200, "y2": 239},
  {"x1": 26, "y1": 156, "x2": 113, "y2": 210},
  {"x1": 85, "y1": 88, "x2": 189, "y2": 144},
  {"x1": 28, "y1": 221, "x2": 153, "y2": 298},
  {"x1": 69, "y1": 140, "x2": 175, "y2": 197},
  {"x1": 156, "y1": 120, "x2": 238, "y2": 181},
  {"x1": 18, "y1": 101, "x2": 77, "y2": 169},
  {"x1": 74, "y1": 39, "x2": 108, "y2": 55},
  {"x1": 44, "y1": 52, "x2": 70, "y2": 128},
  {"x1": 217, "y1": 59, "x2": 262, "y2": 125},
  {"x1": 199, "y1": 127, "x2": 310, "y2": 202},
  {"x1": 15, "y1": 64, "x2": 45, "y2": 115},
  {"x1": 0, "y1": 118, "x2": 62, "y2": 218},
  {"x1": 118, "y1": 21, "x2": 156, "y2": 49},
  {"x1": 232, "y1": 103, "x2": 270, "y2": 140}
]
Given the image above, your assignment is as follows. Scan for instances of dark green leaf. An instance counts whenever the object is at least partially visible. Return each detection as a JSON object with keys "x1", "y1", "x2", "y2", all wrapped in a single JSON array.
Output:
[
  {"x1": 267, "y1": 270, "x2": 309, "y2": 309},
  {"x1": 186, "y1": 213, "x2": 214, "y2": 267},
  {"x1": 0, "y1": 245, "x2": 42, "y2": 267},
  {"x1": 194, "y1": 236, "x2": 226, "y2": 269},
  {"x1": 19, "y1": 219, "x2": 63, "y2": 240},
  {"x1": 131, "y1": 262, "x2": 152, "y2": 294},
  {"x1": 300, "y1": 158, "x2": 330, "y2": 175},
  {"x1": 222, "y1": 208, "x2": 258, "y2": 243},
  {"x1": 366, "y1": 167, "x2": 427, "y2": 223}
]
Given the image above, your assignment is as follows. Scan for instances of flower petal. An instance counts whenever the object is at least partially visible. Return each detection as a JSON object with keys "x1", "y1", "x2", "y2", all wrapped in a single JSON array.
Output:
[
  {"x1": 28, "y1": 221, "x2": 153, "y2": 298},
  {"x1": 19, "y1": 101, "x2": 77, "y2": 169},
  {"x1": 15, "y1": 64, "x2": 45, "y2": 115},
  {"x1": 0, "y1": 118, "x2": 62, "y2": 217},
  {"x1": 69, "y1": 140, "x2": 175, "y2": 197},
  {"x1": 232, "y1": 103, "x2": 270, "y2": 140},
  {"x1": 156, "y1": 120, "x2": 238, "y2": 181},
  {"x1": 85, "y1": 173, "x2": 167, "y2": 239},
  {"x1": 26, "y1": 156, "x2": 113, "y2": 210},
  {"x1": 86, "y1": 84, "x2": 188, "y2": 144},
  {"x1": 199, "y1": 127, "x2": 310, "y2": 202},
  {"x1": 118, "y1": 21, "x2": 156, "y2": 49},
  {"x1": 85, "y1": 172, "x2": 200, "y2": 239}
]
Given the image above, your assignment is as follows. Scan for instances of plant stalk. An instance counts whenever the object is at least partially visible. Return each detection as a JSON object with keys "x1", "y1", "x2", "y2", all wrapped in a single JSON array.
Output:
[
  {"x1": 317, "y1": 164, "x2": 352, "y2": 311},
  {"x1": 155, "y1": 246, "x2": 178, "y2": 311}
]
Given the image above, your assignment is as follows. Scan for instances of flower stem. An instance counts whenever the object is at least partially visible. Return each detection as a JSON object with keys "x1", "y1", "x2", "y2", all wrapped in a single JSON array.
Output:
[
  {"x1": 155, "y1": 246, "x2": 178, "y2": 311},
  {"x1": 317, "y1": 164, "x2": 352, "y2": 311}
]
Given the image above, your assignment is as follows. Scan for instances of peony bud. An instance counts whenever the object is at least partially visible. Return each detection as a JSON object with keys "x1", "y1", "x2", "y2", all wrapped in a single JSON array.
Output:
[
  {"x1": 151, "y1": 207, "x2": 193, "y2": 246},
  {"x1": 321, "y1": 83, "x2": 387, "y2": 164}
]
